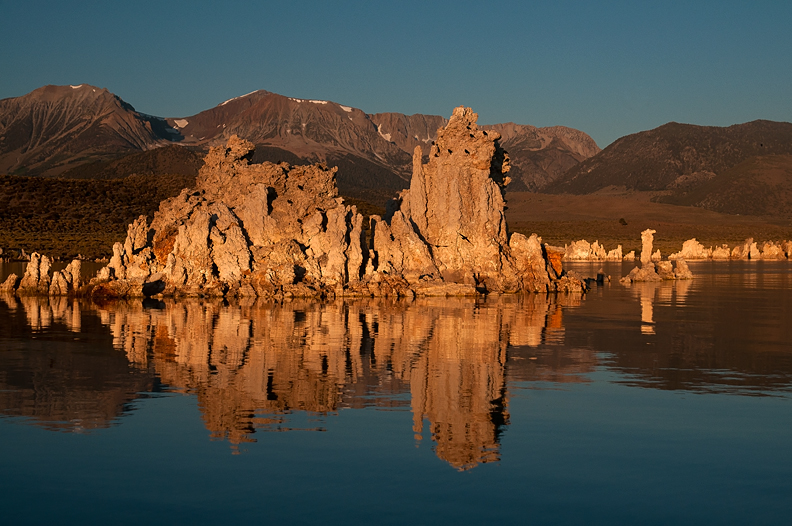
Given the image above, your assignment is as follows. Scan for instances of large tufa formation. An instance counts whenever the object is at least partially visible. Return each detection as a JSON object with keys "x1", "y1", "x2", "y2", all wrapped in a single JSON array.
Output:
[
  {"x1": 370, "y1": 106, "x2": 577, "y2": 294},
  {"x1": 92, "y1": 135, "x2": 365, "y2": 298},
  {"x1": 72, "y1": 107, "x2": 582, "y2": 298}
]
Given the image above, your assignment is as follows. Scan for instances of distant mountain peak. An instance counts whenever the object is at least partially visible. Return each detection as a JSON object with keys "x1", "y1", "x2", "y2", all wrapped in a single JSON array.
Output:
[{"x1": 0, "y1": 84, "x2": 163, "y2": 175}]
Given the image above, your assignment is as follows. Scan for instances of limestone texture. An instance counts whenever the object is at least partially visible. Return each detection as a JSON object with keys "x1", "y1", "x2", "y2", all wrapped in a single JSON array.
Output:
[
  {"x1": 669, "y1": 239, "x2": 712, "y2": 260},
  {"x1": 711, "y1": 245, "x2": 731, "y2": 259},
  {"x1": 760, "y1": 241, "x2": 786, "y2": 259},
  {"x1": 667, "y1": 238, "x2": 792, "y2": 261},
  {"x1": 640, "y1": 229, "x2": 656, "y2": 264},
  {"x1": 0, "y1": 273, "x2": 18, "y2": 292},
  {"x1": 730, "y1": 238, "x2": 759, "y2": 260},
  {"x1": 49, "y1": 260, "x2": 82, "y2": 296},
  {"x1": 17, "y1": 253, "x2": 53, "y2": 295}
]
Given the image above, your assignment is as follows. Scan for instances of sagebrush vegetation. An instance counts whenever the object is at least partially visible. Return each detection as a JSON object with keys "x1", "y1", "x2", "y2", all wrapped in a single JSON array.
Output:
[{"x1": 0, "y1": 173, "x2": 195, "y2": 258}]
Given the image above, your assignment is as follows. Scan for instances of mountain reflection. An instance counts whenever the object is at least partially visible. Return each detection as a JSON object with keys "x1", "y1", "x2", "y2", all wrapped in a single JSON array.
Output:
[{"x1": 0, "y1": 292, "x2": 586, "y2": 469}]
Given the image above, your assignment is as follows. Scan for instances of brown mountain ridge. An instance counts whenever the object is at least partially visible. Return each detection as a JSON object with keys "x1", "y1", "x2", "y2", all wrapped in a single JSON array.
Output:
[
  {"x1": 0, "y1": 85, "x2": 600, "y2": 199},
  {"x1": 0, "y1": 85, "x2": 167, "y2": 176},
  {"x1": 547, "y1": 120, "x2": 792, "y2": 194},
  {"x1": 544, "y1": 120, "x2": 792, "y2": 218}
]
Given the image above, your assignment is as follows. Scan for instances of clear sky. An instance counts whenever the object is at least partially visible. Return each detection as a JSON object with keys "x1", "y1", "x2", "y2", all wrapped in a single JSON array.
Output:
[{"x1": 2, "y1": 0, "x2": 791, "y2": 147}]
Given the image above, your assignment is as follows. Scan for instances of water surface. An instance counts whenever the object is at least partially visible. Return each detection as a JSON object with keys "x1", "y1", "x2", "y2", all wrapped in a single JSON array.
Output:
[{"x1": 0, "y1": 262, "x2": 790, "y2": 524}]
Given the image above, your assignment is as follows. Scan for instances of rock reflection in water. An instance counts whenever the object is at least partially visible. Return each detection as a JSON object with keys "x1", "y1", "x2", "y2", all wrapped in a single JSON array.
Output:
[
  {"x1": 0, "y1": 292, "x2": 586, "y2": 469},
  {"x1": 105, "y1": 295, "x2": 584, "y2": 468},
  {"x1": 633, "y1": 280, "x2": 692, "y2": 335},
  {"x1": 591, "y1": 266, "x2": 792, "y2": 394},
  {"x1": 0, "y1": 293, "x2": 156, "y2": 431}
]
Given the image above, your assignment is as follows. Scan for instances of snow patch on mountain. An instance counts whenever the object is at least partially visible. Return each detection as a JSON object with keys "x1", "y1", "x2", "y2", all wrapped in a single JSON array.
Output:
[
  {"x1": 377, "y1": 124, "x2": 391, "y2": 142},
  {"x1": 220, "y1": 90, "x2": 259, "y2": 106}
]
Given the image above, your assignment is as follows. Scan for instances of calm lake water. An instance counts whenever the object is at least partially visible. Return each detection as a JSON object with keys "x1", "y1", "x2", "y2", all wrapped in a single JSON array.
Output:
[{"x1": 1, "y1": 261, "x2": 791, "y2": 525}]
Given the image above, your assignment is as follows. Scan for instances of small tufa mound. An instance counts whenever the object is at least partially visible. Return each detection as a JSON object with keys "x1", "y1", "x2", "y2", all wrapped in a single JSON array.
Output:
[
  {"x1": 620, "y1": 229, "x2": 693, "y2": 284},
  {"x1": 5, "y1": 253, "x2": 82, "y2": 296},
  {"x1": 563, "y1": 240, "x2": 623, "y2": 261}
]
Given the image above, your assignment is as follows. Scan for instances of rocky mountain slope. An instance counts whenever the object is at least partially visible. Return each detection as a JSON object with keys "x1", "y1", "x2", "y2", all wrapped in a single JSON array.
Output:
[
  {"x1": 0, "y1": 85, "x2": 168, "y2": 176},
  {"x1": 0, "y1": 85, "x2": 599, "y2": 198},
  {"x1": 547, "y1": 120, "x2": 792, "y2": 194},
  {"x1": 165, "y1": 90, "x2": 414, "y2": 200},
  {"x1": 483, "y1": 123, "x2": 600, "y2": 191},
  {"x1": 168, "y1": 92, "x2": 601, "y2": 193}
]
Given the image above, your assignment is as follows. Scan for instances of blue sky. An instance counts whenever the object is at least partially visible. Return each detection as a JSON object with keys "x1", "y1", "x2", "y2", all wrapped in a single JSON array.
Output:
[{"x1": 2, "y1": 0, "x2": 791, "y2": 146}]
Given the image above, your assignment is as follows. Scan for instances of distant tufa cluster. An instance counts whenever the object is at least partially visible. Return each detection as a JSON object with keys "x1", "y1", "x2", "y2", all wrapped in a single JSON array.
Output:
[
  {"x1": 561, "y1": 236, "x2": 792, "y2": 262},
  {"x1": 1, "y1": 107, "x2": 584, "y2": 299},
  {"x1": 667, "y1": 237, "x2": 792, "y2": 260}
]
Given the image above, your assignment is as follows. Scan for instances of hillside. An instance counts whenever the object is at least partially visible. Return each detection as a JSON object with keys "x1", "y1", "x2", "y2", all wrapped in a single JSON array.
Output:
[
  {"x1": 59, "y1": 144, "x2": 204, "y2": 180},
  {"x1": 0, "y1": 85, "x2": 168, "y2": 176},
  {"x1": 657, "y1": 154, "x2": 792, "y2": 216},
  {"x1": 485, "y1": 123, "x2": 600, "y2": 191},
  {"x1": 547, "y1": 120, "x2": 792, "y2": 194}
]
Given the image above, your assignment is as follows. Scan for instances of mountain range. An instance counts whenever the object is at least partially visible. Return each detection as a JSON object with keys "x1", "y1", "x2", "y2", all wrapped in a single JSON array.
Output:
[
  {"x1": 0, "y1": 85, "x2": 600, "y2": 200},
  {"x1": 2, "y1": 84, "x2": 792, "y2": 219},
  {"x1": 0, "y1": 85, "x2": 164, "y2": 176}
]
